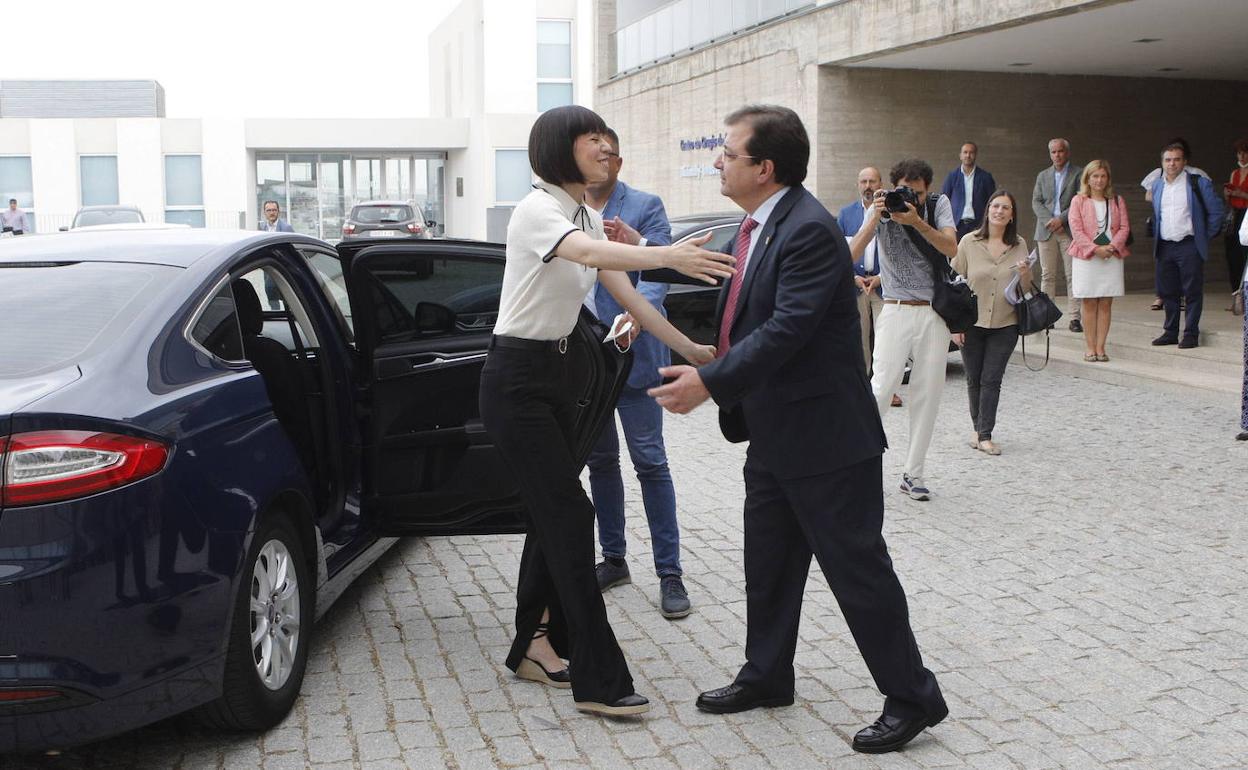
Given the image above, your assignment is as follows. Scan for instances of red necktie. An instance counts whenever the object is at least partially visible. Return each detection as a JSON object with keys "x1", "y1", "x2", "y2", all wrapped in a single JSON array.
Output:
[{"x1": 717, "y1": 217, "x2": 759, "y2": 356}]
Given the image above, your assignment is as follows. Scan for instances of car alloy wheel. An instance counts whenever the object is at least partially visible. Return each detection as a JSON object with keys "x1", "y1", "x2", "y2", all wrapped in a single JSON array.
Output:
[{"x1": 249, "y1": 538, "x2": 302, "y2": 691}]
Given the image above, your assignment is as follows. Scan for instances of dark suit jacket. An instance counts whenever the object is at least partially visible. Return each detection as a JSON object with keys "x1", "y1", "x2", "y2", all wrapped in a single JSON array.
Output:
[
  {"x1": 698, "y1": 186, "x2": 887, "y2": 480},
  {"x1": 940, "y1": 167, "x2": 997, "y2": 224}
]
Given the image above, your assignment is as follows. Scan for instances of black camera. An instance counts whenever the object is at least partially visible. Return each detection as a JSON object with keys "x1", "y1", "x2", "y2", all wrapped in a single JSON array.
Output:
[{"x1": 880, "y1": 186, "x2": 920, "y2": 219}]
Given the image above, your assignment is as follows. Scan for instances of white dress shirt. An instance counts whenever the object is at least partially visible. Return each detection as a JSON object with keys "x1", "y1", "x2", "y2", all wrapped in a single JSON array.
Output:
[
  {"x1": 743, "y1": 186, "x2": 790, "y2": 263},
  {"x1": 961, "y1": 168, "x2": 976, "y2": 220},
  {"x1": 1159, "y1": 171, "x2": 1195, "y2": 242}
]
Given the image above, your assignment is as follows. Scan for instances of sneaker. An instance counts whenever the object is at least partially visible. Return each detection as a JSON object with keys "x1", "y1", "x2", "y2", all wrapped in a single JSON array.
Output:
[
  {"x1": 899, "y1": 474, "x2": 931, "y2": 501},
  {"x1": 659, "y1": 576, "x2": 692, "y2": 619},
  {"x1": 595, "y1": 558, "x2": 631, "y2": 592}
]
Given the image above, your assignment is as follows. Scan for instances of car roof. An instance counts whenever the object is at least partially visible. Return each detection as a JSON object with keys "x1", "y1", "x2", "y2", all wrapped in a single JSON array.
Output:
[
  {"x1": 352, "y1": 200, "x2": 418, "y2": 208},
  {"x1": 76, "y1": 204, "x2": 143, "y2": 212},
  {"x1": 0, "y1": 229, "x2": 324, "y2": 268}
]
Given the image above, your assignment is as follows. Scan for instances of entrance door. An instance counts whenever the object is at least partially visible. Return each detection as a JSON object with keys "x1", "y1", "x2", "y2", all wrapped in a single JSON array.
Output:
[{"x1": 337, "y1": 240, "x2": 630, "y2": 536}]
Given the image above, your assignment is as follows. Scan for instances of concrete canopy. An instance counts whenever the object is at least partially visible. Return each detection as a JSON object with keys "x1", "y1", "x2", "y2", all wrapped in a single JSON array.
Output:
[{"x1": 839, "y1": 0, "x2": 1248, "y2": 81}]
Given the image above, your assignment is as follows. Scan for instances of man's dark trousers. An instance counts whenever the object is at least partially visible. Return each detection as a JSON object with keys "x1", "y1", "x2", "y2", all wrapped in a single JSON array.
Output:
[
  {"x1": 1156, "y1": 236, "x2": 1204, "y2": 339},
  {"x1": 735, "y1": 451, "x2": 944, "y2": 721}
]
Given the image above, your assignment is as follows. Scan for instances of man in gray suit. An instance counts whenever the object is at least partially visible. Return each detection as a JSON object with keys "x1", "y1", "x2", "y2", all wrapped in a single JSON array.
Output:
[
  {"x1": 1031, "y1": 139, "x2": 1083, "y2": 332},
  {"x1": 259, "y1": 200, "x2": 295, "y2": 232}
]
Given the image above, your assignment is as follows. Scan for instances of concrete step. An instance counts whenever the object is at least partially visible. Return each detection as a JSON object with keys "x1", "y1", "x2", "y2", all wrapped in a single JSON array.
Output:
[
  {"x1": 1011, "y1": 335, "x2": 1243, "y2": 396},
  {"x1": 1042, "y1": 326, "x2": 1241, "y2": 378}
]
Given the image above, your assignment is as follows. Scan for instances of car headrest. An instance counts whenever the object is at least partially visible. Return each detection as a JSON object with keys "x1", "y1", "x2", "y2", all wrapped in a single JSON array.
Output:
[{"x1": 231, "y1": 278, "x2": 263, "y2": 336}]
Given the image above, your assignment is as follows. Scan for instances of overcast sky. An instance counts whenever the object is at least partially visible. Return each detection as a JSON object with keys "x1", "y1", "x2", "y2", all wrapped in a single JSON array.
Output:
[{"x1": 0, "y1": 0, "x2": 461, "y2": 118}]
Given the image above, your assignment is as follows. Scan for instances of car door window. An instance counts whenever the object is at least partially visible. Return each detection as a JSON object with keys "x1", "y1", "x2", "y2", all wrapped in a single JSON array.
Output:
[
  {"x1": 299, "y1": 247, "x2": 355, "y2": 343},
  {"x1": 189, "y1": 280, "x2": 245, "y2": 362},
  {"x1": 360, "y1": 253, "x2": 503, "y2": 344},
  {"x1": 236, "y1": 265, "x2": 320, "y2": 350}
]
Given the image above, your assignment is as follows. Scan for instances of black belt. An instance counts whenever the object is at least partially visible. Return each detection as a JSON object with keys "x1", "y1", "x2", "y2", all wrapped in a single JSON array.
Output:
[
  {"x1": 958, "y1": 218, "x2": 977, "y2": 225},
  {"x1": 489, "y1": 334, "x2": 569, "y2": 354}
]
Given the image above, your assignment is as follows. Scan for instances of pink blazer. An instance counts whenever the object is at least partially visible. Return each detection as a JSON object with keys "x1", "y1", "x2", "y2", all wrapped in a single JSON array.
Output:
[{"x1": 1068, "y1": 193, "x2": 1130, "y2": 259}]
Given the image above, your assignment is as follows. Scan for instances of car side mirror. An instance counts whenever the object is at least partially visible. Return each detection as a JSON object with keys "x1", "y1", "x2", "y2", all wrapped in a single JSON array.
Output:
[
  {"x1": 414, "y1": 301, "x2": 456, "y2": 334},
  {"x1": 59, "y1": 226, "x2": 69, "y2": 231}
]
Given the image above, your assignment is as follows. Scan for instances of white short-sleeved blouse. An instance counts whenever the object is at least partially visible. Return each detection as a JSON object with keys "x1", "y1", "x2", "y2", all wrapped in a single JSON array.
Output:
[{"x1": 494, "y1": 180, "x2": 602, "y2": 340}]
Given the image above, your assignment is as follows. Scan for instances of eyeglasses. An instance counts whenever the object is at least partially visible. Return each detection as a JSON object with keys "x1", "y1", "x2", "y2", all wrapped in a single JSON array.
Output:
[{"x1": 719, "y1": 148, "x2": 758, "y2": 163}]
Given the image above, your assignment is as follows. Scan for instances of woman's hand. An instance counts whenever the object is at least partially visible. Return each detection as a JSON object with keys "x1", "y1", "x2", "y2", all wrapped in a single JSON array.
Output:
[
  {"x1": 664, "y1": 233, "x2": 737, "y2": 285},
  {"x1": 681, "y1": 343, "x2": 717, "y2": 366},
  {"x1": 1016, "y1": 259, "x2": 1032, "y2": 280}
]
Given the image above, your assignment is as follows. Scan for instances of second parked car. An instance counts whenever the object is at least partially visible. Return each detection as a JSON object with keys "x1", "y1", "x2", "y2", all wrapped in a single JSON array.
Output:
[{"x1": 341, "y1": 201, "x2": 434, "y2": 241}]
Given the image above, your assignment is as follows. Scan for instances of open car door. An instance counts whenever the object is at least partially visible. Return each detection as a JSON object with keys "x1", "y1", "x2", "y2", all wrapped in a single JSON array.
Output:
[{"x1": 338, "y1": 239, "x2": 630, "y2": 536}]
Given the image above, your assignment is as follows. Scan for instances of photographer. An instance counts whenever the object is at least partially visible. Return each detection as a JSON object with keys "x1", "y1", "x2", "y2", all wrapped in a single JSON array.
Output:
[{"x1": 849, "y1": 159, "x2": 957, "y2": 501}]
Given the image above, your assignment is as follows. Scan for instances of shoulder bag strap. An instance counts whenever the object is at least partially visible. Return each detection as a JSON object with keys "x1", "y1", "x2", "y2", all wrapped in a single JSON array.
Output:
[{"x1": 1019, "y1": 328, "x2": 1051, "y2": 371}]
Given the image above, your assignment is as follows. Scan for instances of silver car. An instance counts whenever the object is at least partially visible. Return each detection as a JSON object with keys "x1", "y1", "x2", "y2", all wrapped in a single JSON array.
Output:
[
  {"x1": 341, "y1": 200, "x2": 435, "y2": 240},
  {"x1": 62, "y1": 204, "x2": 146, "y2": 230}
]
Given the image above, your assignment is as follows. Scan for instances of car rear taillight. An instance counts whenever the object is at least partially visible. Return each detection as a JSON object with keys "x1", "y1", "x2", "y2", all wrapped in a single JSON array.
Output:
[
  {"x1": 0, "y1": 688, "x2": 65, "y2": 704},
  {"x1": 342, "y1": 223, "x2": 356, "y2": 234},
  {"x1": 0, "y1": 431, "x2": 169, "y2": 507},
  {"x1": 406, "y1": 223, "x2": 423, "y2": 234}
]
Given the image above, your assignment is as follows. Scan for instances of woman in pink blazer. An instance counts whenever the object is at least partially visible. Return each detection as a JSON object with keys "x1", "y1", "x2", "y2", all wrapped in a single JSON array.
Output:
[{"x1": 1068, "y1": 160, "x2": 1130, "y2": 362}]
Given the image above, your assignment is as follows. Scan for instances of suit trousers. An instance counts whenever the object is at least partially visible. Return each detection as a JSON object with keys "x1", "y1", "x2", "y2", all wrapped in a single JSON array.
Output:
[
  {"x1": 1156, "y1": 237, "x2": 1204, "y2": 340},
  {"x1": 479, "y1": 344, "x2": 634, "y2": 704},
  {"x1": 870, "y1": 304, "x2": 949, "y2": 479},
  {"x1": 1037, "y1": 229, "x2": 1079, "y2": 319},
  {"x1": 856, "y1": 290, "x2": 883, "y2": 375},
  {"x1": 734, "y1": 452, "x2": 946, "y2": 721}
]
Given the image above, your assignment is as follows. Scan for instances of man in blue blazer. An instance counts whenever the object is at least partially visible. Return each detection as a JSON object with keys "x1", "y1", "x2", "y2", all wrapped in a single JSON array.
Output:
[
  {"x1": 940, "y1": 142, "x2": 996, "y2": 241},
  {"x1": 258, "y1": 200, "x2": 295, "y2": 232},
  {"x1": 1150, "y1": 141, "x2": 1225, "y2": 348},
  {"x1": 583, "y1": 129, "x2": 690, "y2": 619},
  {"x1": 650, "y1": 105, "x2": 946, "y2": 754}
]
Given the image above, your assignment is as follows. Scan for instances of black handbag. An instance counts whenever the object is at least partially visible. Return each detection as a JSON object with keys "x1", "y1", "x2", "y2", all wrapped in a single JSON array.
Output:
[
  {"x1": 1015, "y1": 288, "x2": 1063, "y2": 335},
  {"x1": 901, "y1": 216, "x2": 978, "y2": 333}
]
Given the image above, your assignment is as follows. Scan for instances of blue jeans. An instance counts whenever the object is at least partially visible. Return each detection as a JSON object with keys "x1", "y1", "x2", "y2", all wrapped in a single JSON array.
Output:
[{"x1": 587, "y1": 386, "x2": 681, "y2": 577}]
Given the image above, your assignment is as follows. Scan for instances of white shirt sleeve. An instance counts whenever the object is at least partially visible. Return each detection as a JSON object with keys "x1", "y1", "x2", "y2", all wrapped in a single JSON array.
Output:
[{"x1": 509, "y1": 192, "x2": 578, "y2": 264}]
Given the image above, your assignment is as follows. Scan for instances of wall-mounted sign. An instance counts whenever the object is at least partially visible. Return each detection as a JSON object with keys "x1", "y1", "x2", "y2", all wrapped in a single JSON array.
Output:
[
  {"x1": 679, "y1": 134, "x2": 725, "y2": 152},
  {"x1": 680, "y1": 165, "x2": 720, "y2": 179}
]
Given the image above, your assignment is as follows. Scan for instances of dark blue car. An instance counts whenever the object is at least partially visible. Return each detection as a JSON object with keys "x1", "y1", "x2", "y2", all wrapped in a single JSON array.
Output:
[{"x1": 0, "y1": 228, "x2": 627, "y2": 754}]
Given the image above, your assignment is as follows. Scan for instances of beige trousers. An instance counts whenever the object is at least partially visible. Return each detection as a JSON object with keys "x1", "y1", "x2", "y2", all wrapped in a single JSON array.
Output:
[
  {"x1": 1037, "y1": 228, "x2": 1079, "y2": 320},
  {"x1": 857, "y1": 290, "x2": 884, "y2": 374}
]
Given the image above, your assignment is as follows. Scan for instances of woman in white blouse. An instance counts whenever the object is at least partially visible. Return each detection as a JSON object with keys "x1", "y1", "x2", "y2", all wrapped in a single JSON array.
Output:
[
  {"x1": 480, "y1": 105, "x2": 734, "y2": 717},
  {"x1": 1069, "y1": 160, "x2": 1130, "y2": 362}
]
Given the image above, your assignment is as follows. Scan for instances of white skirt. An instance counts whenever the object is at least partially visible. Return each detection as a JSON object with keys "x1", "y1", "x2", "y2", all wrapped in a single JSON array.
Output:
[{"x1": 1072, "y1": 255, "x2": 1124, "y2": 298}]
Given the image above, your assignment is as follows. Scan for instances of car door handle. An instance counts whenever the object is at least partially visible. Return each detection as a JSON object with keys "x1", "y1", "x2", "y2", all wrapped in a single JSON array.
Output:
[{"x1": 407, "y1": 352, "x2": 487, "y2": 371}]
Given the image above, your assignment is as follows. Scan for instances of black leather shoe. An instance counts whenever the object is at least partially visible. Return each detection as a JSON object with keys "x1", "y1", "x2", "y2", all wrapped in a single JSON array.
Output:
[
  {"x1": 1069, "y1": 319, "x2": 1083, "y2": 333},
  {"x1": 1177, "y1": 336, "x2": 1199, "y2": 349},
  {"x1": 1151, "y1": 334, "x2": 1178, "y2": 346},
  {"x1": 1236, "y1": 431, "x2": 1248, "y2": 441},
  {"x1": 852, "y1": 709, "x2": 947, "y2": 754},
  {"x1": 695, "y1": 683, "x2": 793, "y2": 714}
]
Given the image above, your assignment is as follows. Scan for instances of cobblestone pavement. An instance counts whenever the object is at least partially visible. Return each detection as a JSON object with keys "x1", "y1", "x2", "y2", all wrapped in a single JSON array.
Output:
[{"x1": 9, "y1": 361, "x2": 1248, "y2": 769}]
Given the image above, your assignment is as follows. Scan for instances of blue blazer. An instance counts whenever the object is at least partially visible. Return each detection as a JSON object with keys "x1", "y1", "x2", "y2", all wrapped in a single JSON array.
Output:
[
  {"x1": 699, "y1": 186, "x2": 886, "y2": 478},
  {"x1": 591, "y1": 181, "x2": 673, "y2": 389},
  {"x1": 1150, "y1": 173, "x2": 1224, "y2": 262},
  {"x1": 837, "y1": 200, "x2": 876, "y2": 278},
  {"x1": 941, "y1": 167, "x2": 997, "y2": 225},
  {"x1": 258, "y1": 219, "x2": 295, "y2": 232}
]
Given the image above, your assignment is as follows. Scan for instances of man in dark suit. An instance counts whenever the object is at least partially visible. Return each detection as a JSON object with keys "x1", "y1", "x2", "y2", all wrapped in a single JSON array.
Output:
[
  {"x1": 649, "y1": 105, "x2": 946, "y2": 754},
  {"x1": 940, "y1": 142, "x2": 997, "y2": 241}
]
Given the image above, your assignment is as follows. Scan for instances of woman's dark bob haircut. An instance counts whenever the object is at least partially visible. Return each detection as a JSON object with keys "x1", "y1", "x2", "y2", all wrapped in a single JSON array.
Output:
[
  {"x1": 528, "y1": 105, "x2": 609, "y2": 186},
  {"x1": 973, "y1": 189, "x2": 1021, "y2": 246}
]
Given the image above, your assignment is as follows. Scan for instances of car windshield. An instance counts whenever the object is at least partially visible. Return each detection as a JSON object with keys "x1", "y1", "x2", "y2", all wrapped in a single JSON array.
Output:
[
  {"x1": 74, "y1": 209, "x2": 144, "y2": 227},
  {"x1": 0, "y1": 261, "x2": 179, "y2": 378},
  {"x1": 352, "y1": 205, "x2": 413, "y2": 224}
]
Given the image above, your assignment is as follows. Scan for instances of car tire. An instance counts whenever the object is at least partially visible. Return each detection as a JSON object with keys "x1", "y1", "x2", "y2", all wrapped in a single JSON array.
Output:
[{"x1": 195, "y1": 512, "x2": 312, "y2": 731}]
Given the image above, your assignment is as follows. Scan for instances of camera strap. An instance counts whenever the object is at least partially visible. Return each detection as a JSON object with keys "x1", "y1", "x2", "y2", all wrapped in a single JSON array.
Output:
[{"x1": 900, "y1": 194, "x2": 953, "y2": 281}]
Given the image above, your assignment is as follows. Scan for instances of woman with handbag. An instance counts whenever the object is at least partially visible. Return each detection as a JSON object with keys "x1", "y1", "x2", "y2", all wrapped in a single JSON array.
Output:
[
  {"x1": 1069, "y1": 160, "x2": 1130, "y2": 362},
  {"x1": 951, "y1": 190, "x2": 1033, "y2": 455}
]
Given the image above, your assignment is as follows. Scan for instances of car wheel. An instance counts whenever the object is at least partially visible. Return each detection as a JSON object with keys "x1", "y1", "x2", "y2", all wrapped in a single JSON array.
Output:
[{"x1": 195, "y1": 513, "x2": 312, "y2": 730}]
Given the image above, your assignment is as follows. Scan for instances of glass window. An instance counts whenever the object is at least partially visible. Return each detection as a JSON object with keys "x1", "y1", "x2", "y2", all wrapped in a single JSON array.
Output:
[
  {"x1": 537, "y1": 83, "x2": 574, "y2": 112},
  {"x1": 300, "y1": 249, "x2": 355, "y2": 340},
  {"x1": 351, "y1": 204, "x2": 414, "y2": 223},
  {"x1": 537, "y1": 19, "x2": 573, "y2": 111},
  {"x1": 190, "y1": 281, "x2": 245, "y2": 362},
  {"x1": 257, "y1": 156, "x2": 287, "y2": 221},
  {"x1": 495, "y1": 150, "x2": 531, "y2": 204},
  {"x1": 287, "y1": 154, "x2": 318, "y2": 236},
  {"x1": 0, "y1": 156, "x2": 34, "y2": 208},
  {"x1": 80, "y1": 156, "x2": 119, "y2": 206},
  {"x1": 166, "y1": 155, "x2": 203, "y2": 206},
  {"x1": 361, "y1": 252, "x2": 504, "y2": 344},
  {"x1": 0, "y1": 262, "x2": 177, "y2": 378},
  {"x1": 536, "y1": 20, "x2": 572, "y2": 79},
  {"x1": 165, "y1": 209, "x2": 206, "y2": 228}
]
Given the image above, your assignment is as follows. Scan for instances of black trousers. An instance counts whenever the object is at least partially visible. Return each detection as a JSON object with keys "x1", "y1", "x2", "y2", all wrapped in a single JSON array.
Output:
[
  {"x1": 1226, "y1": 208, "x2": 1247, "y2": 292},
  {"x1": 734, "y1": 452, "x2": 946, "y2": 722},
  {"x1": 960, "y1": 324, "x2": 1019, "y2": 441},
  {"x1": 1156, "y1": 237, "x2": 1204, "y2": 339},
  {"x1": 478, "y1": 343, "x2": 634, "y2": 704}
]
